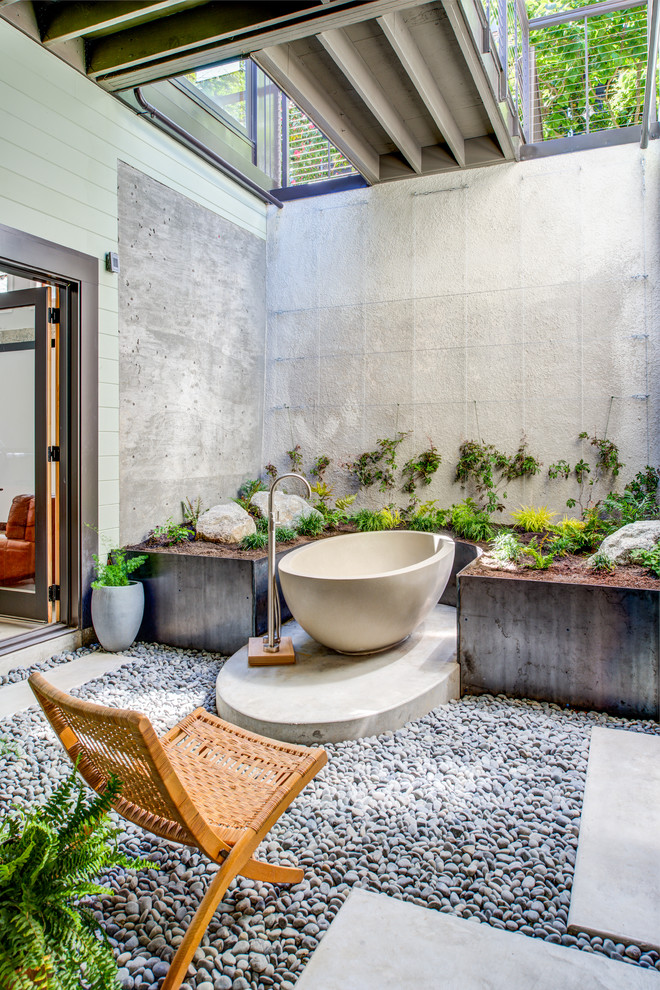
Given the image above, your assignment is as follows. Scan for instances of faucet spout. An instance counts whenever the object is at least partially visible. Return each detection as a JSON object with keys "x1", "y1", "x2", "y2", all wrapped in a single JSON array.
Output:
[{"x1": 264, "y1": 472, "x2": 311, "y2": 652}]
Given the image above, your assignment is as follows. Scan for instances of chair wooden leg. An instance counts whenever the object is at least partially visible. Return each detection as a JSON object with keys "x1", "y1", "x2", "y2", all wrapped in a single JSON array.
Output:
[
  {"x1": 241, "y1": 857, "x2": 304, "y2": 884},
  {"x1": 160, "y1": 844, "x2": 252, "y2": 990}
]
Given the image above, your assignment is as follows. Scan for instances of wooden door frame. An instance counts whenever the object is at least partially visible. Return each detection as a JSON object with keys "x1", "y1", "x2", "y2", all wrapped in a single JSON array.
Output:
[{"x1": 0, "y1": 222, "x2": 99, "y2": 637}]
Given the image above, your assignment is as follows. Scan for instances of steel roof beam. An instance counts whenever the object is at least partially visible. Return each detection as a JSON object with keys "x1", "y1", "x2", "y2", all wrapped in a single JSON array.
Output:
[
  {"x1": 378, "y1": 10, "x2": 465, "y2": 166},
  {"x1": 253, "y1": 43, "x2": 381, "y2": 184},
  {"x1": 318, "y1": 27, "x2": 423, "y2": 172},
  {"x1": 41, "y1": 1, "x2": 205, "y2": 45}
]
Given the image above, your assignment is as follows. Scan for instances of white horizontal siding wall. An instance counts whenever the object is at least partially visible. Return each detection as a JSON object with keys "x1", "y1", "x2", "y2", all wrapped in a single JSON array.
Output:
[{"x1": 0, "y1": 19, "x2": 267, "y2": 551}]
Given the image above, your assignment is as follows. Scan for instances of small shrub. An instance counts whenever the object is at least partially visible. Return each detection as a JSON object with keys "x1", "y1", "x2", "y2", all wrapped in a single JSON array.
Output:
[
  {"x1": 275, "y1": 526, "x2": 297, "y2": 543},
  {"x1": 554, "y1": 516, "x2": 585, "y2": 535},
  {"x1": 152, "y1": 517, "x2": 191, "y2": 545},
  {"x1": 546, "y1": 533, "x2": 578, "y2": 558},
  {"x1": 296, "y1": 513, "x2": 325, "y2": 537},
  {"x1": 240, "y1": 531, "x2": 269, "y2": 551},
  {"x1": 236, "y1": 478, "x2": 267, "y2": 511},
  {"x1": 92, "y1": 548, "x2": 147, "y2": 588},
  {"x1": 511, "y1": 505, "x2": 557, "y2": 533},
  {"x1": 630, "y1": 545, "x2": 660, "y2": 578},
  {"x1": 379, "y1": 506, "x2": 402, "y2": 529},
  {"x1": 182, "y1": 496, "x2": 204, "y2": 529},
  {"x1": 450, "y1": 499, "x2": 495, "y2": 542},
  {"x1": 522, "y1": 541, "x2": 555, "y2": 570},
  {"x1": 589, "y1": 551, "x2": 616, "y2": 574},
  {"x1": 408, "y1": 505, "x2": 450, "y2": 532},
  {"x1": 351, "y1": 508, "x2": 388, "y2": 532},
  {"x1": 256, "y1": 515, "x2": 268, "y2": 533},
  {"x1": 491, "y1": 530, "x2": 523, "y2": 564}
]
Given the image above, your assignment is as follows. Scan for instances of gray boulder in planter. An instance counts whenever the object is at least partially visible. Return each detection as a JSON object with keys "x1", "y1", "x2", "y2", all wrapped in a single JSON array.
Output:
[
  {"x1": 458, "y1": 561, "x2": 659, "y2": 719},
  {"x1": 91, "y1": 581, "x2": 145, "y2": 652}
]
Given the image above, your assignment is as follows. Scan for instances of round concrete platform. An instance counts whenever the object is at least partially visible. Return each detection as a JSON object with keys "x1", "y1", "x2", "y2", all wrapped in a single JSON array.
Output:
[{"x1": 216, "y1": 605, "x2": 458, "y2": 744}]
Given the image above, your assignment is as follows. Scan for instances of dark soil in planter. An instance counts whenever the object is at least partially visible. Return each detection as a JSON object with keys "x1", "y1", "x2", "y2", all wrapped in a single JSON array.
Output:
[
  {"x1": 126, "y1": 523, "x2": 357, "y2": 561},
  {"x1": 470, "y1": 554, "x2": 660, "y2": 590}
]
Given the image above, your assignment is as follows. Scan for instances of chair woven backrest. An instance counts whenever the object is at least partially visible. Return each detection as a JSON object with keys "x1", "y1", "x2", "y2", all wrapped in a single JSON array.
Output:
[{"x1": 29, "y1": 672, "x2": 210, "y2": 849}]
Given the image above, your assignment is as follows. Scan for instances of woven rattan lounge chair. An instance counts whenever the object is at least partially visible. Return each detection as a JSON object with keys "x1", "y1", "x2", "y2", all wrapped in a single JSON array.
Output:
[{"x1": 28, "y1": 672, "x2": 327, "y2": 990}]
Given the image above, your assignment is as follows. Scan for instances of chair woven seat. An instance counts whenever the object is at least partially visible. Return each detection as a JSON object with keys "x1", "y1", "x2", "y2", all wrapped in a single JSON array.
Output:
[{"x1": 29, "y1": 672, "x2": 327, "y2": 990}]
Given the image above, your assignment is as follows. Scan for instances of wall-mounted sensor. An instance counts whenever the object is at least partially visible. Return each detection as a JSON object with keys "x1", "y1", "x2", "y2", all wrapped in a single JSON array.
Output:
[{"x1": 105, "y1": 251, "x2": 120, "y2": 273}]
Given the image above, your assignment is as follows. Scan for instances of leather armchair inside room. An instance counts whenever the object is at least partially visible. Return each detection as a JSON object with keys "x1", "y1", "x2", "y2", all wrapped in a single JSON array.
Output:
[{"x1": 0, "y1": 494, "x2": 35, "y2": 585}]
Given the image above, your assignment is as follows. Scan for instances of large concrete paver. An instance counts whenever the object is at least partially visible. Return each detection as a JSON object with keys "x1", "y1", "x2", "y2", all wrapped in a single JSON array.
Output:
[
  {"x1": 0, "y1": 652, "x2": 134, "y2": 719},
  {"x1": 296, "y1": 889, "x2": 660, "y2": 989},
  {"x1": 569, "y1": 726, "x2": 660, "y2": 950}
]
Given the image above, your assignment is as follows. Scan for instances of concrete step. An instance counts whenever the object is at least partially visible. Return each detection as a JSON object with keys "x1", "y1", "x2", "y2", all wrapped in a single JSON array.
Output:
[
  {"x1": 569, "y1": 726, "x2": 660, "y2": 950},
  {"x1": 217, "y1": 605, "x2": 459, "y2": 744},
  {"x1": 295, "y1": 889, "x2": 660, "y2": 990}
]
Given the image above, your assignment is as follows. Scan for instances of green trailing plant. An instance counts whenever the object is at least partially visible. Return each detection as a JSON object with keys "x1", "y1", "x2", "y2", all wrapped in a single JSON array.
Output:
[
  {"x1": 510, "y1": 505, "x2": 557, "y2": 533},
  {"x1": 521, "y1": 540, "x2": 555, "y2": 570},
  {"x1": 548, "y1": 459, "x2": 571, "y2": 481},
  {"x1": 0, "y1": 769, "x2": 143, "y2": 990},
  {"x1": 630, "y1": 545, "x2": 660, "y2": 578},
  {"x1": 181, "y1": 497, "x2": 204, "y2": 530},
  {"x1": 549, "y1": 433, "x2": 623, "y2": 512},
  {"x1": 287, "y1": 445, "x2": 303, "y2": 474},
  {"x1": 264, "y1": 463, "x2": 278, "y2": 482},
  {"x1": 235, "y1": 479, "x2": 267, "y2": 512},
  {"x1": 455, "y1": 437, "x2": 541, "y2": 514},
  {"x1": 310, "y1": 455, "x2": 330, "y2": 481},
  {"x1": 240, "y1": 531, "x2": 269, "y2": 551},
  {"x1": 275, "y1": 526, "x2": 297, "y2": 544},
  {"x1": 295, "y1": 513, "x2": 325, "y2": 538},
  {"x1": 348, "y1": 432, "x2": 410, "y2": 493},
  {"x1": 490, "y1": 530, "x2": 523, "y2": 564},
  {"x1": 580, "y1": 431, "x2": 624, "y2": 478},
  {"x1": 449, "y1": 499, "x2": 495, "y2": 542},
  {"x1": 152, "y1": 517, "x2": 191, "y2": 545},
  {"x1": 401, "y1": 442, "x2": 441, "y2": 495},
  {"x1": 589, "y1": 551, "x2": 616, "y2": 574}
]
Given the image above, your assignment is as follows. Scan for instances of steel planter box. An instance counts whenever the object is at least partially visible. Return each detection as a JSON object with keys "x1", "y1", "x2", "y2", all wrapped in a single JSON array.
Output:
[
  {"x1": 128, "y1": 549, "x2": 294, "y2": 656},
  {"x1": 458, "y1": 563, "x2": 660, "y2": 719}
]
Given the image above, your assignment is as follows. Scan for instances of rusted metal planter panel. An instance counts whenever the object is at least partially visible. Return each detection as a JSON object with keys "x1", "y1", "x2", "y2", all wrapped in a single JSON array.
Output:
[
  {"x1": 128, "y1": 549, "x2": 293, "y2": 656},
  {"x1": 458, "y1": 563, "x2": 660, "y2": 719}
]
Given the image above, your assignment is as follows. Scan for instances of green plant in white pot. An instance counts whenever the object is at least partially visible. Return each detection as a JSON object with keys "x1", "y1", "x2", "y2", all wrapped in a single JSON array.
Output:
[{"x1": 91, "y1": 546, "x2": 147, "y2": 652}]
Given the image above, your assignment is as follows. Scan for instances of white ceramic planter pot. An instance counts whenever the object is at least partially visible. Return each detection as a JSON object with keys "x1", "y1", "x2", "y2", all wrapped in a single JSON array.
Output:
[{"x1": 91, "y1": 581, "x2": 144, "y2": 652}]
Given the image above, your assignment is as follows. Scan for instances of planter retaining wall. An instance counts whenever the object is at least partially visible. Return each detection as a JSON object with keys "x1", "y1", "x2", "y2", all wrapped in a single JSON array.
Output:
[
  {"x1": 458, "y1": 562, "x2": 660, "y2": 719},
  {"x1": 128, "y1": 535, "x2": 478, "y2": 656}
]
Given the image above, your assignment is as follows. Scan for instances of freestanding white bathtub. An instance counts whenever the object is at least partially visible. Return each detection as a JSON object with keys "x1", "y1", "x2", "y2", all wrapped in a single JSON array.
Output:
[{"x1": 278, "y1": 530, "x2": 455, "y2": 654}]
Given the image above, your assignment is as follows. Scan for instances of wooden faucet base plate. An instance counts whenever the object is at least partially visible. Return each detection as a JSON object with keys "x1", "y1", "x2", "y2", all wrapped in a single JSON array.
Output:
[{"x1": 247, "y1": 636, "x2": 297, "y2": 666}]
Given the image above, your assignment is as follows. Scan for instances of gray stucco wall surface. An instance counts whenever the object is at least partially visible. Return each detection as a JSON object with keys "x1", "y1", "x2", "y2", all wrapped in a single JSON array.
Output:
[
  {"x1": 264, "y1": 142, "x2": 660, "y2": 515},
  {"x1": 118, "y1": 162, "x2": 266, "y2": 544}
]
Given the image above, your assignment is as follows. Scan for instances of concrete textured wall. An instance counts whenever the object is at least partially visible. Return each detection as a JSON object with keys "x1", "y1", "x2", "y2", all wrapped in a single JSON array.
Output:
[
  {"x1": 118, "y1": 163, "x2": 266, "y2": 544},
  {"x1": 0, "y1": 18, "x2": 266, "y2": 553},
  {"x1": 264, "y1": 142, "x2": 660, "y2": 516}
]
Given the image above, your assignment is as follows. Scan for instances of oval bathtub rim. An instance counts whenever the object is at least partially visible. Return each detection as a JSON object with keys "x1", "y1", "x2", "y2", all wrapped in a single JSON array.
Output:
[{"x1": 278, "y1": 530, "x2": 455, "y2": 583}]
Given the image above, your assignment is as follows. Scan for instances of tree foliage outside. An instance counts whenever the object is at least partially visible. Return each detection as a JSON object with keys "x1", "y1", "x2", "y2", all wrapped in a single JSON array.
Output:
[
  {"x1": 526, "y1": 0, "x2": 650, "y2": 139},
  {"x1": 184, "y1": 61, "x2": 248, "y2": 128},
  {"x1": 286, "y1": 102, "x2": 356, "y2": 185}
]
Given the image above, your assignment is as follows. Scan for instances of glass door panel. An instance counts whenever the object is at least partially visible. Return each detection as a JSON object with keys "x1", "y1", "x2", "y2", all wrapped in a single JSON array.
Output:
[{"x1": 0, "y1": 288, "x2": 49, "y2": 621}]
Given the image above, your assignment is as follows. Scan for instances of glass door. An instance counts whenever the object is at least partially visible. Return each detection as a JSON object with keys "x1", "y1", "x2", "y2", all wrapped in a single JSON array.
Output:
[{"x1": 0, "y1": 287, "x2": 49, "y2": 621}]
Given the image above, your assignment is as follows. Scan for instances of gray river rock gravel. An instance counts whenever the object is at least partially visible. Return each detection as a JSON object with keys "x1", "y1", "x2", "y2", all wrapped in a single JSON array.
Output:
[{"x1": 1, "y1": 641, "x2": 659, "y2": 990}]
